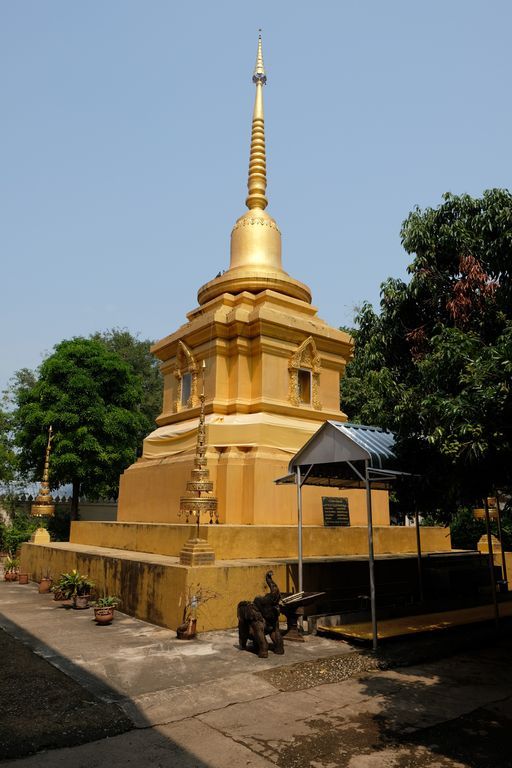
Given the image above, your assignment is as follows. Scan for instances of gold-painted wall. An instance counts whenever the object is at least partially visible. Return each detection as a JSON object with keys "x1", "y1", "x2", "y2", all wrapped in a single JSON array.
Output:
[{"x1": 69, "y1": 521, "x2": 451, "y2": 560}]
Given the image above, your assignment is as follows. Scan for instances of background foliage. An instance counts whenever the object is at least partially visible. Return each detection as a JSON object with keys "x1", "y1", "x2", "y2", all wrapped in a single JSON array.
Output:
[{"x1": 342, "y1": 189, "x2": 512, "y2": 520}]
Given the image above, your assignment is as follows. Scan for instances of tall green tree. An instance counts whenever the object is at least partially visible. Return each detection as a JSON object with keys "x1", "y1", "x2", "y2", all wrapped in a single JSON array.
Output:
[
  {"x1": 90, "y1": 328, "x2": 162, "y2": 444},
  {"x1": 0, "y1": 400, "x2": 17, "y2": 487},
  {"x1": 14, "y1": 337, "x2": 145, "y2": 518},
  {"x1": 342, "y1": 190, "x2": 512, "y2": 519}
]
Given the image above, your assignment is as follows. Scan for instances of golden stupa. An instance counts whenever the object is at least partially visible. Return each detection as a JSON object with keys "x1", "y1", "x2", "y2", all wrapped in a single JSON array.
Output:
[{"x1": 115, "y1": 34, "x2": 386, "y2": 528}]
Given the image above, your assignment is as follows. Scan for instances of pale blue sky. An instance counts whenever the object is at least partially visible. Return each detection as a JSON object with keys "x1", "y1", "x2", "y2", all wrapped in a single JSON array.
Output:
[{"x1": 2, "y1": 1, "x2": 511, "y2": 392}]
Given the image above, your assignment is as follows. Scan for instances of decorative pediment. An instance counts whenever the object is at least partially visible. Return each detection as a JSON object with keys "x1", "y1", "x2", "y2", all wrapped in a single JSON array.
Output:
[
  {"x1": 173, "y1": 341, "x2": 200, "y2": 412},
  {"x1": 289, "y1": 336, "x2": 321, "y2": 373},
  {"x1": 288, "y1": 336, "x2": 322, "y2": 410}
]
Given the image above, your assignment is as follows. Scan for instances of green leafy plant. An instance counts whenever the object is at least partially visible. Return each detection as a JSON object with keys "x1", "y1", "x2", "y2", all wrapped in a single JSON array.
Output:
[
  {"x1": 2, "y1": 507, "x2": 39, "y2": 555},
  {"x1": 55, "y1": 569, "x2": 94, "y2": 598},
  {"x1": 91, "y1": 595, "x2": 121, "y2": 608},
  {"x1": 4, "y1": 556, "x2": 20, "y2": 573}
]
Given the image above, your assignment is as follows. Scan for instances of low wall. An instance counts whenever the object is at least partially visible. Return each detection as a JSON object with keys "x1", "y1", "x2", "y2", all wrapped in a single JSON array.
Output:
[
  {"x1": 69, "y1": 521, "x2": 451, "y2": 560},
  {"x1": 20, "y1": 542, "x2": 295, "y2": 631}
]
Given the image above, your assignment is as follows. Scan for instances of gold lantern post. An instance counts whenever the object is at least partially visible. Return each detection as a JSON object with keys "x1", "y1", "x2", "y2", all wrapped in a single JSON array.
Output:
[
  {"x1": 30, "y1": 426, "x2": 55, "y2": 545},
  {"x1": 179, "y1": 361, "x2": 218, "y2": 566}
]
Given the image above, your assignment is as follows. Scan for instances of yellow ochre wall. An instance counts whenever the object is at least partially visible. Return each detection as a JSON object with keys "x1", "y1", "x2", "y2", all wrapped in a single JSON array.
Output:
[
  {"x1": 20, "y1": 542, "x2": 297, "y2": 631},
  {"x1": 69, "y1": 522, "x2": 451, "y2": 560},
  {"x1": 118, "y1": 449, "x2": 390, "y2": 526},
  {"x1": 21, "y1": 524, "x2": 451, "y2": 632}
]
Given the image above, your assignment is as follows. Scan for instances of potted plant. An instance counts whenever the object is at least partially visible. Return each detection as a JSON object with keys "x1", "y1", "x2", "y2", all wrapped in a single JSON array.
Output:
[
  {"x1": 54, "y1": 570, "x2": 94, "y2": 609},
  {"x1": 18, "y1": 571, "x2": 29, "y2": 585},
  {"x1": 4, "y1": 556, "x2": 20, "y2": 582},
  {"x1": 91, "y1": 595, "x2": 121, "y2": 625},
  {"x1": 176, "y1": 584, "x2": 219, "y2": 640},
  {"x1": 38, "y1": 572, "x2": 53, "y2": 593}
]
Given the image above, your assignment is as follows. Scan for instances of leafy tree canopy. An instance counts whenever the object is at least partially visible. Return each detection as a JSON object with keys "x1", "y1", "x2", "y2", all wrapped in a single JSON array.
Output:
[
  {"x1": 13, "y1": 337, "x2": 146, "y2": 516},
  {"x1": 0, "y1": 399, "x2": 17, "y2": 487},
  {"x1": 342, "y1": 190, "x2": 512, "y2": 518},
  {"x1": 90, "y1": 328, "x2": 163, "y2": 443}
]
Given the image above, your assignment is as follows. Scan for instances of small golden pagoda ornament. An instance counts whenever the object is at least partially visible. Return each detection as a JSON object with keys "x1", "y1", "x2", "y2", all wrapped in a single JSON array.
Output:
[
  {"x1": 179, "y1": 361, "x2": 218, "y2": 566},
  {"x1": 30, "y1": 426, "x2": 55, "y2": 545}
]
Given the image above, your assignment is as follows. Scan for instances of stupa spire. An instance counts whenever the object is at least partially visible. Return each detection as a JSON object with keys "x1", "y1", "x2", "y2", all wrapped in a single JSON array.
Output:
[
  {"x1": 246, "y1": 31, "x2": 268, "y2": 211},
  {"x1": 196, "y1": 32, "x2": 312, "y2": 307}
]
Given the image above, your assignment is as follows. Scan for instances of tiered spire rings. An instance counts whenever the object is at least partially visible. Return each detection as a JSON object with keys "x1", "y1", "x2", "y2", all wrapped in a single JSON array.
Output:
[
  {"x1": 246, "y1": 32, "x2": 268, "y2": 211},
  {"x1": 31, "y1": 426, "x2": 56, "y2": 518}
]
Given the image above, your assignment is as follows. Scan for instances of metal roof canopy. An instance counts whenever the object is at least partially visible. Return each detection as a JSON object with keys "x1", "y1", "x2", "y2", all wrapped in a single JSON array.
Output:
[
  {"x1": 275, "y1": 421, "x2": 413, "y2": 651},
  {"x1": 276, "y1": 421, "x2": 409, "y2": 490}
]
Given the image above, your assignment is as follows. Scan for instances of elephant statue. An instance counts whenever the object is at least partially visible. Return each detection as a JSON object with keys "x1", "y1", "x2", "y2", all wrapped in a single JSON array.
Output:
[{"x1": 237, "y1": 571, "x2": 284, "y2": 658}]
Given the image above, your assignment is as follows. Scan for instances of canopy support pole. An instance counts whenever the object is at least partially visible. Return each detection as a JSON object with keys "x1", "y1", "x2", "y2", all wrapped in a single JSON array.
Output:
[
  {"x1": 415, "y1": 507, "x2": 424, "y2": 603},
  {"x1": 295, "y1": 465, "x2": 313, "y2": 594},
  {"x1": 365, "y1": 461, "x2": 378, "y2": 651},
  {"x1": 495, "y1": 490, "x2": 508, "y2": 590},
  {"x1": 484, "y1": 496, "x2": 500, "y2": 628},
  {"x1": 296, "y1": 466, "x2": 303, "y2": 594}
]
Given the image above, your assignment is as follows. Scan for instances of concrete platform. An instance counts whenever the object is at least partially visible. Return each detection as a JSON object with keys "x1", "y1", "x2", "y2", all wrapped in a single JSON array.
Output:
[{"x1": 20, "y1": 521, "x2": 453, "y2": 631}]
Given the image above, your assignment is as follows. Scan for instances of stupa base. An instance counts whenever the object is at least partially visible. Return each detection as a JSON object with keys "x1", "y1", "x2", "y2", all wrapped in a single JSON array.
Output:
[
  {"x1": 30, "y1": 527, "x2": 50, "y2": 545},
  {"x1": 179, "y1": 537, "x2": 216, "y2": 566}
]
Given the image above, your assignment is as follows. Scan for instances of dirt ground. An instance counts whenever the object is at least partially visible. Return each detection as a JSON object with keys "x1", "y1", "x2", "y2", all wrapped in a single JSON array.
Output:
[{"x1": 0, "y1": 629, "x2": 132, "y2": 761}]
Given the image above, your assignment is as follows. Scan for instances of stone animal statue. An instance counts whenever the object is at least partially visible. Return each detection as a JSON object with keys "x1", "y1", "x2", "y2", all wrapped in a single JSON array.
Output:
[{"x1": 237, "y1": 570, "x2": 284, "y2": 658}]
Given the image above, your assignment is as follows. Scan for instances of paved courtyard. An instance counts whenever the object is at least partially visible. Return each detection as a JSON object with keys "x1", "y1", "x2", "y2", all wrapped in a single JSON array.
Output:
[{"x1": 1, "y1": 580, "x2": 512, "y2": 767}]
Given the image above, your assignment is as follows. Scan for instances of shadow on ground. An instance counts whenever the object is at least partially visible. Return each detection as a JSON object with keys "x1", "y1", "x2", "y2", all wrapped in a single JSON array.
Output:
[
  {"x1": 0, "y1": 618, "x2": 212, "y2": 766},
  {"x1": 256, "y1": 620, "x2": 512, "y2": 768}
]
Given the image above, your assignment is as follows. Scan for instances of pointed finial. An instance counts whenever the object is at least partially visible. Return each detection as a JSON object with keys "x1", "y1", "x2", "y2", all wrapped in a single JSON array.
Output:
[
  {"x1": 246, "y1": 31, "x2": 268, "y2": 210},
  {"x1": 253, "y1": 29, "x2": 266, "y2": 84}
]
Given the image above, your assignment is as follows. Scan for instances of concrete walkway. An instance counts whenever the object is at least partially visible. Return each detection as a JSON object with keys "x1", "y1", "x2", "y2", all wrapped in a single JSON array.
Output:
[{"x1": 2, "y1": 580, "x2": 512, "y2": 767}]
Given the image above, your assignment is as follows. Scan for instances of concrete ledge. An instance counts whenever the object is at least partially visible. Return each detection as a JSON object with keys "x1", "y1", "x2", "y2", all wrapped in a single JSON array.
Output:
[
  {"x1": 69, "y1": 521, "x2": 452, "y2": 560},
  {"x1": 20, "y1": 542, "x2": 297, "y2": 632}
]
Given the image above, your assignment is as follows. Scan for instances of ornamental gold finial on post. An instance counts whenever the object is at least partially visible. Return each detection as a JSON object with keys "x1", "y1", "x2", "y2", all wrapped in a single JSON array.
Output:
[
  {"x1": 31, "y1": 426, "x2": 55, "y2": 518},
  {"x1": 179, "y1": 361, "x2": 218, "y2": 566},
  {"x1": 30, "y1": 425, "x2": 55, "y2": 545}
]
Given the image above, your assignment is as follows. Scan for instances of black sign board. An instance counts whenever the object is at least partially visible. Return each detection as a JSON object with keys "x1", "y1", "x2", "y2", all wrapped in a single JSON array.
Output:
[{"x1": 322, "y1": 497, "x2": 350, "y2": 527}]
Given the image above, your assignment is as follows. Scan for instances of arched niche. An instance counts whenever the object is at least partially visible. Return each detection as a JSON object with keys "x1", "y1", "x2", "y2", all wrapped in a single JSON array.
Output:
[
  {"x1": 288, "y1": 336, "x2": 322, "y2": 410},
  {"x1": 174, "y1": 341, "x2": 200, "y2": 412}
]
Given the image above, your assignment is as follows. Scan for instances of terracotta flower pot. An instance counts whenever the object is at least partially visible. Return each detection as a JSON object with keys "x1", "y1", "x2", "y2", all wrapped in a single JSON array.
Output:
[
  {"x1": 73, "y1": 594, "x2": 91, "y2": 610},
  {"x1": 4, "y1": 572, "x2": 18, "y2": 582},
  {"x1": 176, "y1": 617, "x2": 197, "y2": 640},
  {"x1": 39, "y1": 578, "x2": 52, "y2": 594},
  {"x1": 18, "y1": 573, "x2": 29, "y2": 585},
  {"x1": 53, "y1": 588, "x2": 68, "y2": 601},
  {"x1": 94, "y1": 607, "x2": 114, "y2": 625}
]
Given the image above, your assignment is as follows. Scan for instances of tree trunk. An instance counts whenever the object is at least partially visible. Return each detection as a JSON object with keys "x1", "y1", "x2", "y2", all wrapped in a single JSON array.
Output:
[{"x1": 71, "y1": 480, "x2": 80, "y2": 521}]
